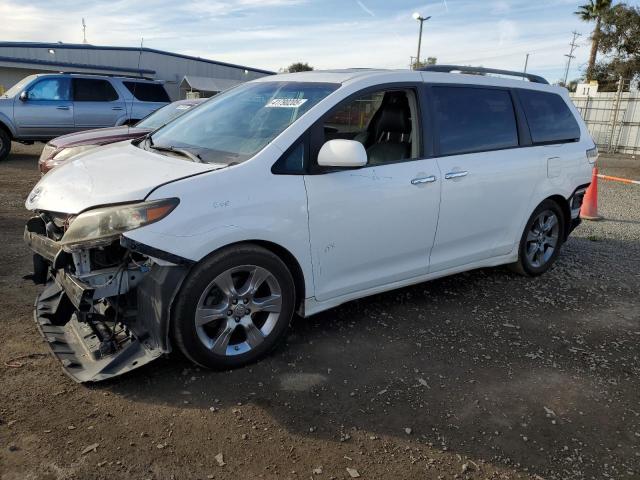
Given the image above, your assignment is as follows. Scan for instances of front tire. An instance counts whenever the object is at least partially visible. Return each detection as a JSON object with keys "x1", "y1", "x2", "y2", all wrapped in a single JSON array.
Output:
[
  {"x1": 510, "y1": 200, "x2": 565, "y2": 276},
  {"x1": 172, "y1": 244, "x2": 295, "y2": 370},
  {"x1": 0, "y1": 129, "x2": 11, "y2": 161}
]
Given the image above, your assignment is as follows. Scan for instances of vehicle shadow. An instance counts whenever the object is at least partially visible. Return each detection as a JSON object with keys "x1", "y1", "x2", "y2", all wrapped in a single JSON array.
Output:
[{"x1": 101, "y1": 236, "x2": 640, "y2": 479}]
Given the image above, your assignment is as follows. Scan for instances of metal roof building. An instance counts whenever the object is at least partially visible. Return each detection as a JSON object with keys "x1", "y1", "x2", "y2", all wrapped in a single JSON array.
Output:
[{"x1": 0, "y1": 42, "x2": 274, "y2": 100}]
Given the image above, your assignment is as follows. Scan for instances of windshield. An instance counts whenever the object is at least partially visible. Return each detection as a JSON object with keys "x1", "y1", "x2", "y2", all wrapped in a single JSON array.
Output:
[
  {"x1": 136, "y1": 101, "x2": 201, "y2": 130},
  {"x1": 3, "y1": 75, "x2": 38, "y2": 98},
  {"x1": 147, "y1": 81, "x2": 339, "y2": 164}
]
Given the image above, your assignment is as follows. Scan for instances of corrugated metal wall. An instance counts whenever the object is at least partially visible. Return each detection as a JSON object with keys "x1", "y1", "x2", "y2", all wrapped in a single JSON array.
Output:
[
  {"x1": 570, "y1": 91, "x2": 640, "y2": 155},
  {"x1": 0, "y1": 44, "x2": 271, "y2": 100}
]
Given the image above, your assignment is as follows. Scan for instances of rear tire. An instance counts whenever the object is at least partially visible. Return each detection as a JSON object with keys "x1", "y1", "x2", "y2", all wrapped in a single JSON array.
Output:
[
  {"x1": 0, "y1": 129, "x2": 11, "y2": 161},
  {"x1": 172, "y1": 244, "x2": 295, "y2": 370},
  {"x1": 510, "y1": 200, "x2": 565, "y2": 277}
]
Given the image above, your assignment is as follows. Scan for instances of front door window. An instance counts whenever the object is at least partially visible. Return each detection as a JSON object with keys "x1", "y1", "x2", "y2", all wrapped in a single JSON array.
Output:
[
  {"x1": 27, "y1": 78, "x2": 71, "y2": 101},
  {"x1": 321, "y1": 89, "x2": 421, "y2": 165}
]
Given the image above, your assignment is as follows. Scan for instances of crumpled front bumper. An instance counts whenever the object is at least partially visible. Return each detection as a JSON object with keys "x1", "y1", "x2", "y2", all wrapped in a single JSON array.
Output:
[
  {"x1": 26, "y1": 225, "x2": 190, "y2": 382},
  {"x1": 34, "y1": 280, "x2": 164, "y2": 383}
]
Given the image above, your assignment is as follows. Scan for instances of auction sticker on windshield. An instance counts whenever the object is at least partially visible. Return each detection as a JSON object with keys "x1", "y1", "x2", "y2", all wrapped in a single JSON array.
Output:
[{"x1": 266, "y1": 98, "x2": 308, "y2": 108}]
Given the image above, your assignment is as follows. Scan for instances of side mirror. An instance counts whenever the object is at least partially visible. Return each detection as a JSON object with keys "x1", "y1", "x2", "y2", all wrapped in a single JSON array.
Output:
[
  {"x1": 317, "y1": 139, "x2": 367, "y2": 168},
  {"x1": 19, "y1": 91, "x2": 28, "y2": 101}
]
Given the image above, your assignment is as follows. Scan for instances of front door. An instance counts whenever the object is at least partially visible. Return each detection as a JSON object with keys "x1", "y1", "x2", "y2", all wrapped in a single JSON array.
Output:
[
  {"x1": 14, "y1": 76, "x2": 73, "y2": 139},
  {"x1": 304, "y1": 87, "x2": 441, "y2": 302}
]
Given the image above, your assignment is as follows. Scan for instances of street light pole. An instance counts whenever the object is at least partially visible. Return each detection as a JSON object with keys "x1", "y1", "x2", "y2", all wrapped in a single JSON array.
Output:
[{"x1": 412, "y1": 12, "x2": 431, "y2": 69}]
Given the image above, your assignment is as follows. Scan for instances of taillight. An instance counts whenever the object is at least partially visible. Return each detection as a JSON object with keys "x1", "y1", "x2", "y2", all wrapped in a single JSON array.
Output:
[{"x1": 586, "y1": 147, "x2": 598, "y2": 165}]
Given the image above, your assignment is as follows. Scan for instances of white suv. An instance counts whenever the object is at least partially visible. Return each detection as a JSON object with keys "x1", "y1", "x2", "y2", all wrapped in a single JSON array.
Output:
[{"x1": 24, "y1": 66, "x2": 595, "y2": 382}]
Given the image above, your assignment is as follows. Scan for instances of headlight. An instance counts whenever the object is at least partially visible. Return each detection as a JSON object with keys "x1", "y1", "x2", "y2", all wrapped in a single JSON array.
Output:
[
  {"x1": 40, "y1": 144, "x2": 99, "y2": 173},
  {"x1": 60, "y1": 198, "x2": 179, "y2": 249},
  {"x1": 39, "y1": 143, "x2": 59, "y2": 163},
  {"x1": 52, "y1": 144, "x2": 98, "y2": 163}
]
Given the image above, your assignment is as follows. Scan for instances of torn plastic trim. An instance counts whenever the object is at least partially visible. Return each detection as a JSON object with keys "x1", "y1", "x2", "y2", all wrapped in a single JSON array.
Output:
[{"x1": 120, "y1": 236, "x2": 195, "y2": 266}]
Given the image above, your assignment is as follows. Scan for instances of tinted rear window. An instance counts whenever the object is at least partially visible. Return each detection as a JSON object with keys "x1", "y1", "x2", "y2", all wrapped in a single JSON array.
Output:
[
  {"x1": 73, "y1": 78, "x2": 119, "y2": 102},
  {"x1": 123, "y1": 81, "x2": 170, "y2": 102},
  {"x1": 519, "y1": 90, "x2": 580, "y2": 144},
  {"x1": 433, "y1": 86, "x2": 518, "y2": 156}
]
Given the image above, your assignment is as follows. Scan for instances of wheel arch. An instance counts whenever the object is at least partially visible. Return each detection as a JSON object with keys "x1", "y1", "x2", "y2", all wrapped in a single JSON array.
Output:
[
  {"x1": 247, "y1": 240, "x2": 307, "y2": 314},
  {"x1": 545, "y1": 194, "x2": 571, "y2": 240},
  {"x1": 0, "y1": 118, "x2": 14, "y2": 140},
  {"x1": 192, "y1": 239, "x2": 307, "y2": 313},
  {"x1": 165, "y1": 239, "x2": 307, "y2": 348},
  {"x1": 115, "y1": 116, "x2": 140, "y2": 126}
]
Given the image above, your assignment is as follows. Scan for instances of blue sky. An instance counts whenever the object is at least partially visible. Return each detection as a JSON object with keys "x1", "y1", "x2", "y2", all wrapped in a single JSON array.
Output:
[{"x1": 1, "y1": 0, "x2": 639, "y2": 82}]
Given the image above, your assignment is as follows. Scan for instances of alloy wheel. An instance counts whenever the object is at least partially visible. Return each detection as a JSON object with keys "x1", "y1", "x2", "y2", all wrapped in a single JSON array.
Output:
[
  {"x1": 194, "y1": 265, "x2": 282, "y2": 356},
  {"x1": 525, "y1": 210, "x2": 560, "y2": 268}
]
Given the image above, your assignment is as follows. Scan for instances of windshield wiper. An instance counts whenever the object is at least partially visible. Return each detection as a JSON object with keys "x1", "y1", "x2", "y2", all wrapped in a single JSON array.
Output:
[{"x1": 149, "y1": 144, "x2": 203, "y2": 163}]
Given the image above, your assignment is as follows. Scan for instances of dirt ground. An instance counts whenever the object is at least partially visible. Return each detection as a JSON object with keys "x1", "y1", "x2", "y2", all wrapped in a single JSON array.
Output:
[{"x1": 1, "y1": 144, "x2": 639, "y2": 480}]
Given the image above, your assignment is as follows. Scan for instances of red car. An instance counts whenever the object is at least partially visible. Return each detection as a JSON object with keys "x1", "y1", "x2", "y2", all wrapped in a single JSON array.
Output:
[{"x1": 38, "y1": 98, "x2": 206, "y2": 173}]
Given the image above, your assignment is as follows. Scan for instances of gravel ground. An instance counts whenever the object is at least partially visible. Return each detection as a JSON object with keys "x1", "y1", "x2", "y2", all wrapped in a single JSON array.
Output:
[{"x1": 1, "y1": 144, "x2": 639, "y2": 480}]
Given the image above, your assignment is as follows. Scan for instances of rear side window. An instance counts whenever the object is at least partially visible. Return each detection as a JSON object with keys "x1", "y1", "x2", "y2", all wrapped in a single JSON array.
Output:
[
  {"x1": 123, "y1": 81, "x2": 170, "y2": 102},
  {"x1": 519, "y1": 90, "x2": 580, "y2": 144},
  {"x1": 73, "y1": 78, "x2": 119, "y2": 102},
  {"x1": 432, "y1": 86, "x2": 518, "y2": 156}
]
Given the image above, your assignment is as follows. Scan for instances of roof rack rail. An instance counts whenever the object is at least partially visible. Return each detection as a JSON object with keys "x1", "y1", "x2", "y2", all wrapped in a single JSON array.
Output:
[
  {"x1": 57, "y1": 71, "x2": 156, "y2": 81},
  {"x1": 418, "y1": 65, "x2": 549, "y2": 85}
]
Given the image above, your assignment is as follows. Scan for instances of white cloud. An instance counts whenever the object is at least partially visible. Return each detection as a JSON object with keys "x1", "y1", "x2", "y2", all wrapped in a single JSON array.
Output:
[{"x1": 0, "y1": 0, "x2": 598, "y2": 81}]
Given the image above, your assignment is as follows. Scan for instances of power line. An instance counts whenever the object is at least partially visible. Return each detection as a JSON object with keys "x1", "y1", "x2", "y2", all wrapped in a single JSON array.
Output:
[
  {"x1": 441, "y1": 41, "x2": 569, "y2": 66},
  {"x1": 563, "y1": 31, "x2": 581, "y2": 85}
]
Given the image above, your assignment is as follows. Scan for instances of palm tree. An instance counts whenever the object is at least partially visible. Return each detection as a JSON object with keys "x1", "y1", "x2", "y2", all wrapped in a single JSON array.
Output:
[{"x1": 575, "y1": 0, "x2": 613, "y2": 80}]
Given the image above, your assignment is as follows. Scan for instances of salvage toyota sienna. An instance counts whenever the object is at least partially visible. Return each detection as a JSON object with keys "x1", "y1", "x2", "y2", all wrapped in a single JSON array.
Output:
[{"x1": 24, "y1": 67, "x2": 595, "y2": 382}]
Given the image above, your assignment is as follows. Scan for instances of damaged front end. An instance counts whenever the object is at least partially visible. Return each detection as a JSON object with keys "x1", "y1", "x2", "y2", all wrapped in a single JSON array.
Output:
[{"x1": 24, "y1": 205, "x2": 191, "y2": 382}]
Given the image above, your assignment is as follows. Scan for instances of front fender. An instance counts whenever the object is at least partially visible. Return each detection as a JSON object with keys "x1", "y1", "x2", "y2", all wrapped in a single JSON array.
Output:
[{"x1": 123, "y1": 223, "x2": 315, "y2": 300}]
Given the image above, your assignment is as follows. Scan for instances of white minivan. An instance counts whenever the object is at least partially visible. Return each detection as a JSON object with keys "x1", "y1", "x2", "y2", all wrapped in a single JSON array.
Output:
[{"x1": 24, "y1": 66, "x2": 595, "y2": 382}]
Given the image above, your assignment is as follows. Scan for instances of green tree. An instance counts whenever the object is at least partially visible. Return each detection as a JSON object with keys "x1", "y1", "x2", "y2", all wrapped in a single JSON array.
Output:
[
  {"x1": 582, "y1": 4, "x2": 640, "y2": 91},
  {"x1": 412, "y1": 57, "x2": 437, "y2": 69},
  {"x1": 285, "y1": 62, "x2": 314, "y2": 73},
  {"x1": 596, "y1": 4, "x2": 640, "y2": 85},
  {"x1": 575, "y1": 0, "x2": 613, "y2": 80}
]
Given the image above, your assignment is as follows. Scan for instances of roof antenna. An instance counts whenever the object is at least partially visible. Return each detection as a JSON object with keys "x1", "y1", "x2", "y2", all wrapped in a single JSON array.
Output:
[
  {"x1": 127, "y1": 38, "x2": 144, "y2": 134},
  {"x1": 82, "y1": 18, "x2": 88, "y2": 44}
]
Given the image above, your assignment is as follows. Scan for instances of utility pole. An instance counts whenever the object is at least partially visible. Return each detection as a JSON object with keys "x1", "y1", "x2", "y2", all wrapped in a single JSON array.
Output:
[
  {"x1": 563, "y1": 31, "x2": 581, "y2": 86},
  {"x1": 522, "y1": 53, "x2": 530, "y2": 79},
  {"x1": 82, "y1": 18, "x2": 88, "y2": 44}
]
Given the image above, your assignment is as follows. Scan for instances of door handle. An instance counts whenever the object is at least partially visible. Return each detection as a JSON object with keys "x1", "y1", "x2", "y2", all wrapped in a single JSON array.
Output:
[
  {"x1": 411, "y1": 175, "x2": 437, "y2": 185},
  {"x1": 56, "y1": 106, "x2": 70, "y2": 110},
  {"x1": 444, "y1": 171, "x2": 468, "y2": 180},
  {"x1": 112, "y1": 107, "x2": 124, "y2": 111}
]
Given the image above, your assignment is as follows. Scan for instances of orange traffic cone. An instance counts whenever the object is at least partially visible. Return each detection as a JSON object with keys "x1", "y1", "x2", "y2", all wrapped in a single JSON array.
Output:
[{"x1": 580, "y1": 167, "x2": 602, "y2": 221}]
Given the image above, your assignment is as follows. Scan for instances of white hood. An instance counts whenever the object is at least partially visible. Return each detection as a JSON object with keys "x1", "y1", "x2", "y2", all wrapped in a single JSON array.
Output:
[{"x1": 26, "y1": 141, "x2": 217, "y2": 214}]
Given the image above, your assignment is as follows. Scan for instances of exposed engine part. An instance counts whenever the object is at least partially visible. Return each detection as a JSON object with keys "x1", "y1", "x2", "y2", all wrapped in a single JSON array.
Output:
[{"x1": 26, "y1": 214, "x2": 190, "y2": 381}]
